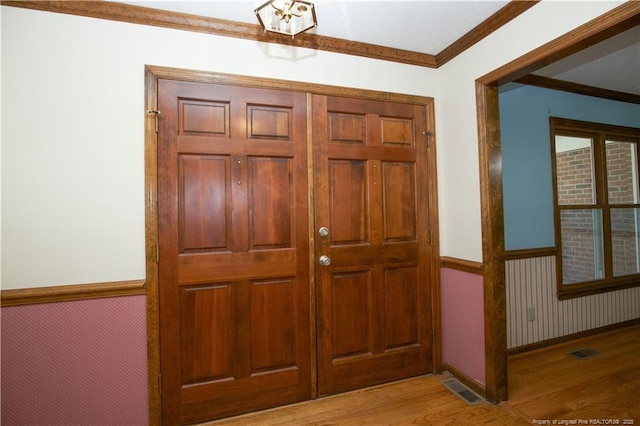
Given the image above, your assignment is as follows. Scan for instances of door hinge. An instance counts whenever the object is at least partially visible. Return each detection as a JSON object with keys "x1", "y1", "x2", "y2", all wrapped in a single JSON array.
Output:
[
  {"x1": 147, "y1": 109, "x2": 161, "y2": 133},
  {"x1": 422, "y1": 130, "x2": 435, "y2": 147},
  {"x1": 158, "y1": 373, "x2": 162, "y2": 395},
  {"x1": 429, "y1": 230, "x2": 434, "y2": 246},
  {"x1": 156, "y1": 243, "x2": 160, "y2": 263}
]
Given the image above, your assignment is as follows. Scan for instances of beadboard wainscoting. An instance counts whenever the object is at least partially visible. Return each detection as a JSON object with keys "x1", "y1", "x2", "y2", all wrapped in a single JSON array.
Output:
[{"x1": 506, "y1": 255, "x2": 640, "y2": 350}]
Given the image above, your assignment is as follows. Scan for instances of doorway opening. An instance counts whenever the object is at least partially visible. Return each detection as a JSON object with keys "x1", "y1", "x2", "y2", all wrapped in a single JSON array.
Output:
[{"x1": 476, "y1": 2, "x2": 639, "y2": 403}]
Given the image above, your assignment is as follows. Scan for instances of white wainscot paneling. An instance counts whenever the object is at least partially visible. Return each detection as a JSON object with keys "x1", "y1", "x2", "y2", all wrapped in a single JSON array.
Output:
[{"x1": 506, "y1": 256, "x2": 640, "y2": 349}]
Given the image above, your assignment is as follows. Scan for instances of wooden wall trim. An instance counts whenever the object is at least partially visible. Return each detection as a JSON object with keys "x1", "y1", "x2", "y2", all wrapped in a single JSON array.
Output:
[
  {"x1": 504, "y1": 246, "x2": 556, "y2": 260},
  {"x1": 440, "y1": 256, "x2": 484, "y2": 275},
  {"x1": 3, "y1": 0, "x2": 535, "y2": 69},
  {"x1": 145, "y1": 66, "x2": 162, "y2": 426},
  {"x1": 426, "y1": 99, "x2": 443, "y2": 376},
  {"x1": 0, "y1": 279, "x2": 146, "y2": 307},
  {"x1": 516, "y1": 74, "x2": 640, "y2": 105},
  {"x1": 435, "y1": 1, "x2": 539, "y2": 67},
  {"x1": 476, "y1": 81, "x2": 508, "y2": 404}
]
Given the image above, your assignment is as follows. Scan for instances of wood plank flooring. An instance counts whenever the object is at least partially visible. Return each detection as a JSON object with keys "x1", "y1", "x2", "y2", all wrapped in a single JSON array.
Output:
[
  {"x1": 199, "y1": 324, "x2": 639, "y2": 425},
  {"x1": 504, "y1": 323, "x2": 640, "y2": 424},
  {"x1": 201, "y1": 374, "x2": 527, "y2": 425}
]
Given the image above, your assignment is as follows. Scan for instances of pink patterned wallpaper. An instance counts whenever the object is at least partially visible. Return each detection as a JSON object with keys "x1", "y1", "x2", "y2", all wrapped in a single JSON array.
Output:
[
  {"x1": 441, "y1": 268, "x2": 485, "y2": 385},
  {"x1": 1, "y1": 295, "x2": 149, "y2": 425},
  {"x1": 2, "y1": 273, "x2": 483, "y2": 423}
]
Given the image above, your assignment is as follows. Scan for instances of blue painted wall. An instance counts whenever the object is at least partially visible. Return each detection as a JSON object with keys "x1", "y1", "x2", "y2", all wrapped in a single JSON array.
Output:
[{"x1": 499, "y1": 83, "x2": 640, "y2": 251}]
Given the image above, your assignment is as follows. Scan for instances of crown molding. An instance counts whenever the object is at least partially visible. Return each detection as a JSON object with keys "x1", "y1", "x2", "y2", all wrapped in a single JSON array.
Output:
[
  {"x1": 1, "y1": 0, "x2": 536, "y2": 68},
  {"x1": 436, "y1": 1, "x2": 538, "y2": 67},
  {"x1": 516, "y1": 74, "x2": 640, "y2": 105},
  {"x1": 1, "y1": 0, "x2": 436, "y2": 66}
]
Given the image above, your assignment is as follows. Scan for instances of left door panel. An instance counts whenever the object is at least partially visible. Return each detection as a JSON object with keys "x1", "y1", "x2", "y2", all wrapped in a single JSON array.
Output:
[{"x1": 157, "y1": 79, "x2": 311, "y2": 424}]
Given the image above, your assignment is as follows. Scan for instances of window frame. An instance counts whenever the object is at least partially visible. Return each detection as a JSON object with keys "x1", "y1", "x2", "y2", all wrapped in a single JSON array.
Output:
[{"x1": 550, "y1": 117, "x2": 640, "y2": 299}]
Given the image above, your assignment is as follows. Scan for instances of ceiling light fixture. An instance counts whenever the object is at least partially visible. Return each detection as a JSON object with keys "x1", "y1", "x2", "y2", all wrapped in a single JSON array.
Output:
[{"x1": 255, "y1": 0, "x2": 317, "y2": 38}]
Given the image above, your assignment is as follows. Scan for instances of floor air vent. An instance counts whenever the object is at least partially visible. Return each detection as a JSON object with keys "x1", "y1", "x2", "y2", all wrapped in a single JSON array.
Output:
[
  {"x1": 568, "y1": 348, "x2": 601, "y2": 360},
  {"x1": 441, "y1": 377, "x2": 485, "y2": 405}
]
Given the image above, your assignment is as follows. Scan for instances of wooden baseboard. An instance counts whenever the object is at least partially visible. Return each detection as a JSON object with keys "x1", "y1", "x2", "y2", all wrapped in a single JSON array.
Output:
[
  {"x1": 440, "y1": 362, "x2": 486, "y2": 398},
  {"x1": 0, "y1": 279, "x2": 146, "y2": 307},
  {"x1": 507, "y1": 318, "x2": 640, "y2": 356}
]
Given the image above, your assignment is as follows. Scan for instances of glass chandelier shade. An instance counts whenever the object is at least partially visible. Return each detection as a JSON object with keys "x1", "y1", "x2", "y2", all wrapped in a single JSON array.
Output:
[{"x1": 255, "y1": 0, "x2": 317, "y2": 38}]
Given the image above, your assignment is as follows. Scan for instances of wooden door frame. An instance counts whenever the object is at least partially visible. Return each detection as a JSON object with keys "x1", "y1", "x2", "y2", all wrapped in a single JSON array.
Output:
[
  {"x1": 144, "y1": 65, "x2": 440, "y2": 424},
  {"x1": 476, "y1": 3, "x2": 640, "y2": 404}
]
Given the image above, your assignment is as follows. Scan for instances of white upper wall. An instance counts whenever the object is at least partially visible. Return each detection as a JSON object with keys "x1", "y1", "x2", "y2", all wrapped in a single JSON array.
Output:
[
  {"x1": 435, "y1": 0, "x2": 624, "y2": 262},
  {"x1": 0, "y1": 2, "x2": 626, "y2": 288},
  {"x1": 0, "y1": 6, "x2": 436, "y2": 289}
]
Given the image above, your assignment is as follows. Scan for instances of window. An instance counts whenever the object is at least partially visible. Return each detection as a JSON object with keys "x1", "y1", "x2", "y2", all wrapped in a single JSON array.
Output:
[{"x1": 551, "y1": 117, "x2": 640, "y2": 298}]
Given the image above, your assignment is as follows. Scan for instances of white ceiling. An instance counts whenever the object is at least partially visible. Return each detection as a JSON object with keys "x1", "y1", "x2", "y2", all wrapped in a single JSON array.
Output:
[
  {"x1": 118, "y1": 1, "x2": 639, "y2": 95},
  {"x1": 120, "y1": 0, "x2": 509, "y2": 53},
  {"x1": 534, "y1": 25, "x2": 640, "y2": 96}
]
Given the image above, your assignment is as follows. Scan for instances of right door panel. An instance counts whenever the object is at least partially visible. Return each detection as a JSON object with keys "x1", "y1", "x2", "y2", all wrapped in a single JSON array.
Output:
[{"x1": 313, "y1": 95, "x2": 433, "y2": 395}]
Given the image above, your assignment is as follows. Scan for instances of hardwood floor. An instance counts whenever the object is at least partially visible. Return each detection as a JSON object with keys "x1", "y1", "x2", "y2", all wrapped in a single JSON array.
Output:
[
  {"x1": 505, "y1": 323, "x2": 640, "y2": 424},
  {"x1": 201, "y1": 374, "x2": 527, "y2": 425},
  {"x1": 200, "y1": 324, "x2": 639, "y2": 425}
]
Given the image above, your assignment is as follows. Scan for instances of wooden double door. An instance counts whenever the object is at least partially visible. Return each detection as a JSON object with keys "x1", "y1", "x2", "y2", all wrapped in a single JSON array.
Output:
[{"x1": 157, "y1": 78, "x2": 434, "y2": 424}]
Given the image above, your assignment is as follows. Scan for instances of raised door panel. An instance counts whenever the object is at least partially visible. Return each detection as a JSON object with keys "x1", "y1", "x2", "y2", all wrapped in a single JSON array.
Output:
[
  {"x1": 250, "y1": 278, "x2": 297, "y2": 373},
  {"x1": 179, "y1": 155, "x2": 231, "y2": 252},
  {"x1": 383, "y1": 266, "x2": 419, "y2": 350},
  {"x1": 180, "y1": 99, "x2": 229, "y2": 137},
  {"x1": 330, "y1": 271, "x2": 373, "y2": 359},
  {"x1": 380, "y1": 117, "x2": 415, "y2": 147},
  {"x1": 179, "y1": 284, "x2": 234, "y2": 384},
  {"x1": 329, "y1": 160, "x2": 368, "y2": 245},
  {"x1": 381, "y1": 162, "x2": 417, "y2": 242},
  {"x1": 328, "y1": 112, "x2": 366, "y2": 144},
  {"x1": 247, "y1": 105, "x2": 293, "y2": 140},
  {"x1": 248, "y1": 156, "x2": 293, "y2": 250}
]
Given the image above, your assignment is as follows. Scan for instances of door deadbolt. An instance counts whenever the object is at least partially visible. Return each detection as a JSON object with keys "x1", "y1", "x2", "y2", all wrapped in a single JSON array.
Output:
[{"x1": 318, "y1": 227, "x2": 329, "y2": 238}]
